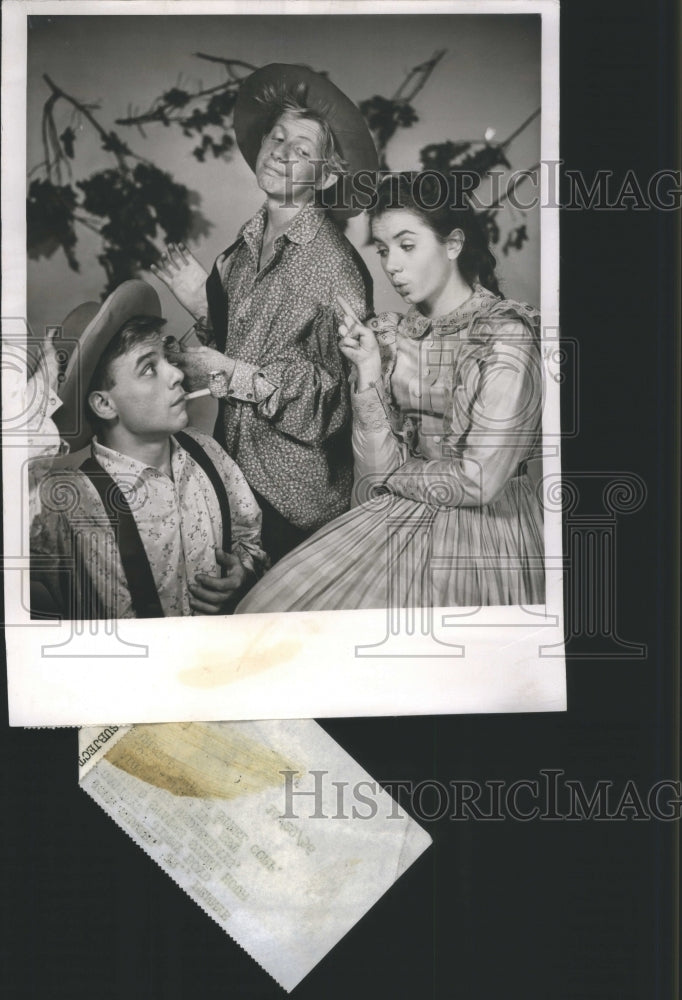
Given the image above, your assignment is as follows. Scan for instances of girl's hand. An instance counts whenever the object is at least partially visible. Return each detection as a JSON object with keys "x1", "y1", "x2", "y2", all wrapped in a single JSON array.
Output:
[
  {"x1": 336, "y1": 295, "x2": 382, "y2": 389},
  {"x1": 150, "y1": 242, "x2": 210, "y2": 320}
]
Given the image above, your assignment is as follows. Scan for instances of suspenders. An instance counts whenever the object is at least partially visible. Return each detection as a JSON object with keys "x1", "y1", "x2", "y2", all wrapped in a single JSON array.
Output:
[
  {"x1": 79, "y1": 434, "x2": 232, "y2": 618},
  {"x1": 205, "y1": 238, "x2": 241, "y2": 355},
  {"x1": 206, "y1": 240, "x2": 241, "y2": 451},
  {"x1": 79, "y1": 456, "x2": 164, "y2": 619},
  {"x1": 175, "y1": 431, "x2": 232, "y2": 554}
]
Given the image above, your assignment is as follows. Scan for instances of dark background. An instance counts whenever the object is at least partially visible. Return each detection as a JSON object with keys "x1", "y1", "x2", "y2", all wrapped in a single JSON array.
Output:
[{"x1": 2, "y1": 2, "x2": 679, "y2": 998}]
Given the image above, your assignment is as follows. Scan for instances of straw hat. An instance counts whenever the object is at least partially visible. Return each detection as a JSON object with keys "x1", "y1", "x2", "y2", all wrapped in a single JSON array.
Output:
[
  {"x1": 54, "y1": 280, "x2": 162, "y2": 451},
  {"x1": 234, "y1": 63, "x2": 378, "y2": 218}
]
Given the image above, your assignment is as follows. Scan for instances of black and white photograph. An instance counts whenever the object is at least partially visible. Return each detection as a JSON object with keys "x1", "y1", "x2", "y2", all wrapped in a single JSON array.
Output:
[
  {"x1": 3, "y1": 2, "x2": 565, "y2": 726},
  {"x1": 2, "y1": 1, "x2": 679, "y2": 999}
]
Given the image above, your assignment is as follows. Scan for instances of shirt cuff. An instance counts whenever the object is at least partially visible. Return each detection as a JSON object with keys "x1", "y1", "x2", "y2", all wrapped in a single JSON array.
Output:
[
  {"x1": 227, "y1": 360, "x2": 279, "y2": 404},
  {"x1": 350, "y1": 382, "x2": 390, "y2": 430}
]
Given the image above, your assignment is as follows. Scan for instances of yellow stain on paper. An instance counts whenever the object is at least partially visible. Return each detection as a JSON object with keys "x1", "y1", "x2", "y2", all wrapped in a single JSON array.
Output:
[
  {"x1": 105, "y1": 722, "x2": 299, "y2": 800},
  {"x1": 178, "y1": 621, "x2": 308, "y2": 689}
]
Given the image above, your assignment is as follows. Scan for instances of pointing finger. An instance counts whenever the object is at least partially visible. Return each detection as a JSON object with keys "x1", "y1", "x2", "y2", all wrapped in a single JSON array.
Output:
[{"x1": 336, "y1": 294, "x2": 361, "y2": 327}]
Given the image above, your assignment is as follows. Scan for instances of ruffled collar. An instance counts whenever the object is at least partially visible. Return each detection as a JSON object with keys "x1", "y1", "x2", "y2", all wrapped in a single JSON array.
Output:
[{"x1": 400, "y1": 283, "x2": 500, "y2": 340}]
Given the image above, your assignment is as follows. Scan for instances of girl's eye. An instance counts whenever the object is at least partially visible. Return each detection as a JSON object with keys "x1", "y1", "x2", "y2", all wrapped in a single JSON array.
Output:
[
  {"x1": 142, "y1": 363, "x2": 156, "y2": 376},
  {"x1": 375, "y1": 247, "x2": 388, "y2": 257},
  {"x1": 296, "y1": 147, "x2": 311, "y2": 159},
  {"x1": 401, "y1": 243, "x2": 415, "y2": 252}
]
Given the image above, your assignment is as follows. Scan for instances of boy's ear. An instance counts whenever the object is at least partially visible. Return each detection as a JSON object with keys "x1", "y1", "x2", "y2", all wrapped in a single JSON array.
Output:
[
  {"x1": 446, "y1": 228, "x2": 465, "y2": 260},
  {"x1": 88, "y1": 389, "x2": 117, "y2": 422}
]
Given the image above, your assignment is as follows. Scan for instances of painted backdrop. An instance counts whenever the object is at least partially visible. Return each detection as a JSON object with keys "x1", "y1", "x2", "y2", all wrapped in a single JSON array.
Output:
[{"x1": 27, "y1": 13, "x2": 541, "y2": 337}]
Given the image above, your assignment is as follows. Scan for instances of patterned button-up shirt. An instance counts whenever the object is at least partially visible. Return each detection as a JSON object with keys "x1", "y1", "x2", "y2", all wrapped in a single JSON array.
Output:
[
  {"x1": 31, "y1": 429, "x2": 267, "y2": 618},
  {"x1": 209, "y1": 204, "x2": 372, "y2": 531}
]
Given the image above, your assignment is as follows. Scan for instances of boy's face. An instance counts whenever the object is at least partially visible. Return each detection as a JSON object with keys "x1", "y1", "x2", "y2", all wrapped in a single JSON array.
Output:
[
  {"x1": 97, "y1": 334, "x2": 189, "y2": 439},
  {"x1": 255, "y1": 112, "x2": 328, "y2": 205}
]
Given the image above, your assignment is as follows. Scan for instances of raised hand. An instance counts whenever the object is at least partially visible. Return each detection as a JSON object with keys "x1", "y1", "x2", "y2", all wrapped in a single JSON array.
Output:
[
  {"x1": 336, "y1": 294, "x2": 382, "y2": 389},
  {"x1": 149, "y1": 242, "x2": 210, "y2": 320}
]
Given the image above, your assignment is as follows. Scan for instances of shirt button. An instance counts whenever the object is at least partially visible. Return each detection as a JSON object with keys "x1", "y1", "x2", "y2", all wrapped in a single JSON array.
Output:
[
  {"x1": 246, "y1": 392, "x2": 253, "y2": 399},
  {"x1": 433, "y1": 435, "x2": 442, "y2": 443},
  {"x1": 424, "y1": 367, "x2": 431, "y2": 375}
]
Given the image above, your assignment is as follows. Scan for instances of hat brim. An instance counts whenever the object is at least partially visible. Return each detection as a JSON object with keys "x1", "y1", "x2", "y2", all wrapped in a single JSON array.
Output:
[
  {"x1": 55, "y1": 280, "x2": 162, "y2": 452},
  {"x1": 234, "y1": 64, "x2": 378, "y2": 219}
]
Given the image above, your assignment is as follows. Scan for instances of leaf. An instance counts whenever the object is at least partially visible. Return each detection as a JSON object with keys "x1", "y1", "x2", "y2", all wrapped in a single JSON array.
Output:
[
  {"x1": 419, "y1": 141, "x2": 472, "y2": 172},
  {"x1": 502, "y1": 224, "x2": 528, "y2": 255},
  {"x1": 479, "y1": 210, "x2": 500, "y2": 247},
  {"x1": 101, "y1": 131, "x2": 131, "y2": 156},
  {"x1": 359, "y1": 96, "x2": 418, "y2": 150},
  {"x1": 162, "y1": 87, "x2": 191, "y2": 109},
  {"x1": 59, "y1": 126, "x2": 76, "y2": 159},
  {"x1": 27, "y1": 178, "x2": 80, "y2": 269}
]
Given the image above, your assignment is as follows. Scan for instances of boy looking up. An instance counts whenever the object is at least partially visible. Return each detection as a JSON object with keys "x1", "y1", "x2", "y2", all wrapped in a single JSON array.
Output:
[{"x1": 32, "y1": 280, "x2": 266, "y2": 619}]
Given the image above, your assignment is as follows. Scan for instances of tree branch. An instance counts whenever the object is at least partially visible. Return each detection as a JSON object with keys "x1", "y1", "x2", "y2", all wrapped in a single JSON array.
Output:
[
  {"x1": 500, "y1": 108, "x2": 541, "y2": 149},
  {"x1": 115, "y1": 78, "x2": 235, "y2": 127},
  {"x1": 194, "y1": 53, "x2": 257, "y2": 78},
  {"x1": 115, "y1": 55, "x2": 257, "y2": 128},
  {"x1": 42, "y1": 73, "x2": 131, "y2": 171},
  {"x1": 392, "y1": 49, "x2": 447, "y2": 103}
]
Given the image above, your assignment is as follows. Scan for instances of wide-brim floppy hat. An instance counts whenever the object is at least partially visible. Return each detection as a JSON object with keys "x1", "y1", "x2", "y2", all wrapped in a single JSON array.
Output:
[
  {"x1": 234, "y1": 63, "x2": 379, "y2": 219},
  {"x1": 54, "y1": 280, "x2": 162, "y2": 452}
]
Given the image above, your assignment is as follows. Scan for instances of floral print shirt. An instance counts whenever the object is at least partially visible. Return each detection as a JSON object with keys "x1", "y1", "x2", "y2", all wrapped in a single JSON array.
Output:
[
  {"x1": 209, "y1": 203, "x2": 373, "y2": 531},
  {"x1": 31, "y1": 429, "x2": 267, "y2": 618}
]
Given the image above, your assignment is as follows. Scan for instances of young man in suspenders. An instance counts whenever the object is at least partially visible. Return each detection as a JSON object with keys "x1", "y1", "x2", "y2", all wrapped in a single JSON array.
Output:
[{"x1": 31, "y1": 280, "x2": 267, "y2": 619}]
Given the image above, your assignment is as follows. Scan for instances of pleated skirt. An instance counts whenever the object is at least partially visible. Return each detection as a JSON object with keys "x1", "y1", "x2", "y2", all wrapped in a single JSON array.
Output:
[{"x1": 236, "y1": 474, "x2": 545, "y2": 613}]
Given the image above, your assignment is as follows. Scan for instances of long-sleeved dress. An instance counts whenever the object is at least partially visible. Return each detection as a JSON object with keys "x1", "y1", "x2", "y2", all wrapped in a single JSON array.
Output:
[{"x1": 236, "y1": 284, "x2": 545, "y2": 612}]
